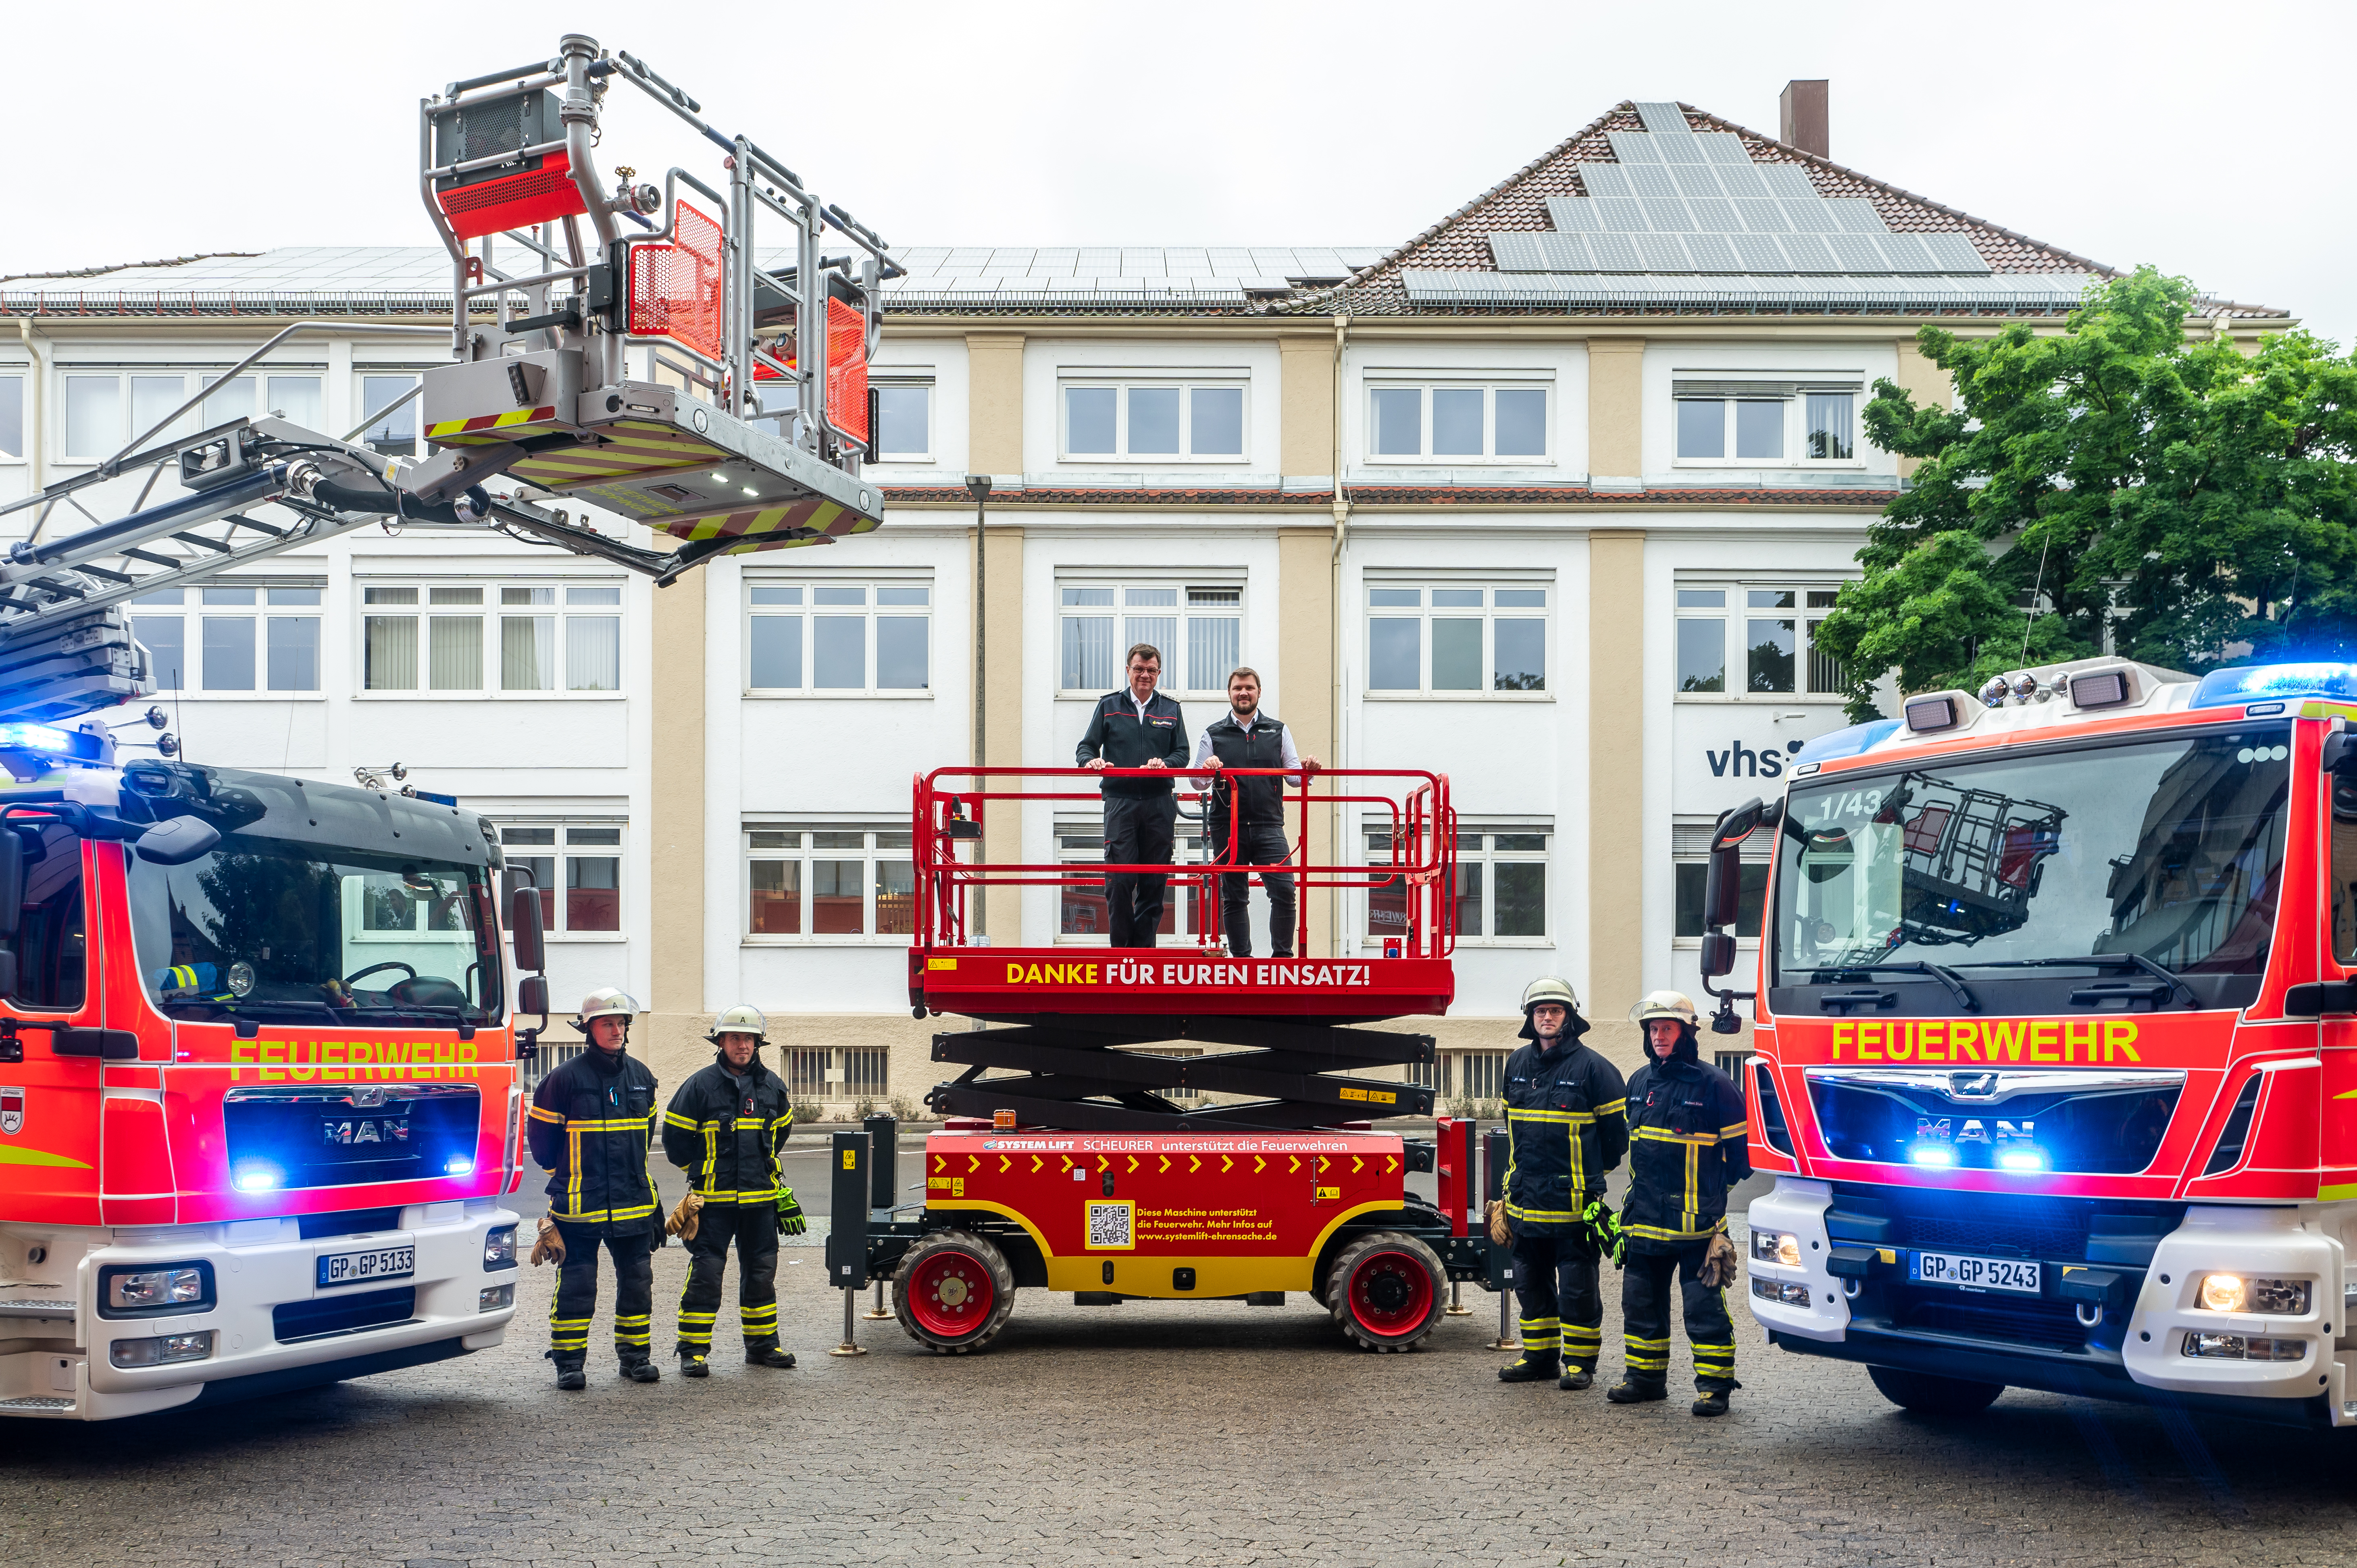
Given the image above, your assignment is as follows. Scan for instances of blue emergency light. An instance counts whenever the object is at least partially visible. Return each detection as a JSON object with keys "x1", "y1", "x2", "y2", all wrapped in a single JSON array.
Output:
[
  {"x1": 2189, "y1": 661, "x2": 2357, "y2": 709},
  {"x1": 1793, "y1": 719, "x2": 1901, "y2": 765},
  {"x1": 0, "y1": 721, "x2": 107, "y2": 765}
]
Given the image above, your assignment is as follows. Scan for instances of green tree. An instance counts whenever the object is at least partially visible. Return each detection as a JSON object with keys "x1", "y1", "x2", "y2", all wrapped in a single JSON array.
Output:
[{"x1": 1813, "y1": 266, "x2": 2357, "y2": 722}]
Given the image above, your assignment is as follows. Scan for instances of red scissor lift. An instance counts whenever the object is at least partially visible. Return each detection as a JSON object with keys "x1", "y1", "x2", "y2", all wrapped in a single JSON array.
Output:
[{"x1": 836, "y1": 766, "x2": 1504, "y2": 1356}]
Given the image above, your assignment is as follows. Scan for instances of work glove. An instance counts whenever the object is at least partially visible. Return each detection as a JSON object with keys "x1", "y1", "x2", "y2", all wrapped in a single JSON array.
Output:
[
  {"x1": 529, "y1": 1214, "x2": 565, "y2": 1267},
  {"x1": 1581, "y1": 1197, "x2": 1626, "y2": 1269},
  {"x1": 665, "y1": 1192, "x2": 704, "y2": 1241},
  {"x1": 1484, "y1": 1198, "x2": 1514, "y2": 1248},
  {"x1": 776, "y1": 1187, "x2": 807, "y2": 1236},
  {"x1": 1700, "y1": 1227, "x2": 1741, "y2": 1290}
]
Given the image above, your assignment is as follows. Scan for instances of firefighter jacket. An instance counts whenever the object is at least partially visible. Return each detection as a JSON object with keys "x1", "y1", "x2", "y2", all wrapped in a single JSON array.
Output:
[
  {"x1": 527, "y1": 1045, "x2": 662, "y2": 1231},
  {"x1": 1620, "y1": 1025, "x2": 1751, "y2": 1249},
  {"x1": 1075, "y1": 688, "x2": 1189, "y2": 796},
  {"x1": 1502, "y1": 1038, "x2": 1628, "y2": 1233},
  {"x1": 662, "y1": 1053, "x2": 794, "y2": 1205}
]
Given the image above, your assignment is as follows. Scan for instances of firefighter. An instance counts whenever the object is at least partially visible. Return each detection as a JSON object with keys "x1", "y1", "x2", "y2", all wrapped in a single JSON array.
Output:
[
  {"x1": 1075, "y1": 642, "x2": 1191, "y2": 947},
  {"x1": 662, "y1": 1004, "x2": 802, "y2": 1377},
  {"x1": 527, "y1": 988, "x2": 664, "y2": 1390},
  {"x1": 1609, "y1": 990, "x2": 1751, "y2": 1417},
  {"x1": 1495, "y1": 976, "x2": 1628, "y2": 1389},
  {"x1": 1190, "y1": 666, "x2": 1318, "y2": 959}
]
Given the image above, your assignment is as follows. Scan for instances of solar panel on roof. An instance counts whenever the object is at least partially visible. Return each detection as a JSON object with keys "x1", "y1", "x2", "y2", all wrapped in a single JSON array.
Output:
[
  {"x1": 1486, "y1": 234, "x2": 1544, "y2": 271},
  {"x1": 1607, "y1": 132, "x2": 1661, "y2": 164},
  {"x1": 1873, "y1": 234, "x2": 1936, "y2": 273},
  {"x1": 1640, "y1": 199, "x2": 1694, "y2": 232},
  {"x1": 1734, "y1": 200, "x2": 1790, "y2": 233},
  {"x1": 1757, "y1": 164, "x2": 1817, "y2": 199},
  {"x1": 1589, "y1": 233, "x2": 1643, "y2": 270},
  {"x1": 1654, "y1": 133, "x2": 1704, "y2": 164},
  {"x1": 1712, "y1": 164, "x2": 1768, "y2": 199},
  {"x1": 1825, "y1": 200, "x2": 1886, "y2": 234},
  {"x1": 1919, "y1": 233, "x2": 1991, "y2": 273},
  {"x1": 1783, "y1": 200, "x2": 1841, "y2": 234},
  {"x1": 1624, "y1": 164, "x2": 1678, "y2": 200},
  {"x1": 1633, "y1": 102, "x2": 1688, "y2": 135},
  {"x1": 1697, "y1": 134, "x2": 1751, "y2": 165},
  {"x1": 1780, "y1": 235, "x2": 1839, "y2": 273},
  {"x1": 1634, "y1": 233, "x2": 1691, "y2": 271},
  {"x1": 1580, "y1": 164, "x2": 1634, "y2": 198},
  {"x1": 1732, "y1": 235, "x2": 1790, "y2": 272},
  {"x1": 1669, "y1": 164, "x2": 1721, "y2": 198},
  {"x1": 1687, "y1": 197, "x2": 1739, "y2": 232},
  {"x1": 1547, "y1": 197, "x2": 1603, "y2": 232},
  {"x1": 1827, "y1": 235, "x2": 1889, "y2": 272},
  {"x1": 1595, "y1": 198, "x2": 1649, "y2": 232},
  {"x1": 1685, "y1": 235, "x2": 1739, "y2": 272}
]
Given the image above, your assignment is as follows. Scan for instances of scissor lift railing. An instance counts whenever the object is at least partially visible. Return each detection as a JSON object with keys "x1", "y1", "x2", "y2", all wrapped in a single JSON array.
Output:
[{"x1": 901, "y1": 765, "x2": 1458, "y2": 1131}]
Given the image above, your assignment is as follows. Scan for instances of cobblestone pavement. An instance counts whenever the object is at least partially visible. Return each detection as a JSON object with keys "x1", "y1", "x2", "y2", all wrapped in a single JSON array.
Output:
[{"x1": 7, "y1": 1174, "x2": 2357, "y2": 1566}]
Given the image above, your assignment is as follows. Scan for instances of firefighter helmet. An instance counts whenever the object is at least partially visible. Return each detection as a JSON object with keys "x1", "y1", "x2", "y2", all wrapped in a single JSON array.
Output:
[
  {"x1": 573, "y1": 987, "x2": 641, "y2": 1035},
  {"x1": 1518, "y1": 975, "x2": 1589, "y2": 1041},
  {"x1": 1629, "y1": 990, "x2": 1701, "y2": 1027},
  {"x1": 706, "y1": 1004, "x2": 769, "y2": 1046}
]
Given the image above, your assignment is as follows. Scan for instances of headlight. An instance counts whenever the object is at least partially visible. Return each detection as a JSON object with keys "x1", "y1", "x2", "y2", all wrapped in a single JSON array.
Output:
[
  {"x1": 110, "y1": 1331, "x2": 215, "y2": 1368},
  {"x1": 2183, "y1": 1332, "x2": 2305, "y2": 1362},
  {"x1": 479, "y1": 1283, "x2": 514, "y2": 1312},
  {"x1": 2200, "y1": 1274, "x2": 2310, "y2": 1315},
  {"x1": 1750, "y1": 1278, "x2": 1811, "y2": 1306},
  {"x1": 1749, "y1": 1230, "x2": 1801, "y2": 1266},
  {"x1": 484, "y1": 1225, "x2": 518, "y2": 1271},
  {"x1": 108, "y1": 1266, "x2": 204, "y2": 1311}
]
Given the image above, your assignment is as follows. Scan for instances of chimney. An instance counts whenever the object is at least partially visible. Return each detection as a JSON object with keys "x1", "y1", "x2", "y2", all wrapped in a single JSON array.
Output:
[{"x1": 1779, "y1": 79, "x2": 1828, "y2": 159}]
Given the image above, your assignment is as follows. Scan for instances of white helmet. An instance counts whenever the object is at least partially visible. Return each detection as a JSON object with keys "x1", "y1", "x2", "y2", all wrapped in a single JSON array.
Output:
[
  {"x1": 706, "y1": 1003, "x2": 768, "y2": 1046},
  {"x1": 1518, "y1": 975, "x2": 1589, "y2": 1041},
  {"x1": 1629, "y1": 990, "x2": 1701, "y2": 1027},
  {"x1": 573, "y1": 987, "x2": 641, "y2": 1035}
]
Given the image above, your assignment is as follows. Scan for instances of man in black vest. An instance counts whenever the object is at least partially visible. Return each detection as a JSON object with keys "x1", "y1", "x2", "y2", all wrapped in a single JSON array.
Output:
[
  {"x1": 1075, "y1": 643, "x2": 1191, "y2": 947},
  {"x1": 1190, "y1": 667, "x2": 1318, "y2": 957}
]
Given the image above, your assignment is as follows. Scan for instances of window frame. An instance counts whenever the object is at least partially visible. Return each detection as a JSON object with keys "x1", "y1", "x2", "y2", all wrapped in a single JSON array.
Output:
[
  {"x1": 127, "y1": 580, "x2": 325, "y2": 699},
  {"x1": 869, "y1": 376, "x2": 936, "y2": 463},
  {"x1": 354, "y1": 577, "x2": 627, "y2": 699},
  {"x1": 1361, "y1": 578, "x2": 1552, "y2": 700},
  {"x1": 356, "y1": 369, "x2": 429, "y2": 458},
  {"x1": 495, "y1": 821, "x2": 626, "y2": 941},
  {"x1": 741, "y1": 576, "x2": 934, "y2": 698},
  {"x1": 1056, "y1": 376, "x2": 1251, "y2": 464},
  {"x1": 0, "y1": 370, "x2": 27, "y2": 464},
  {"x1": 1052, "y1": 815, "x2": 1209, "y2": 946},
  {"x1": 1363, "y1": 378, "x2": 1554, "y2": 465},
  {"x1": 741, "y1": 825, "x2": 917, "y2": 945},
  {"x1": 1054, "y1": 578, "x2": 1245, "y2": 699},
  {"x1": 1361, "y1": 824, "x2": 1551, "y2": 948},
  {"x1": 1672, "y1": 817, "x2": 1772, "y2": 948},
  {"x1": 54, "y1": 367, "x2": 332, "y2": 463},
  {"x1": 1669, "y1": 379, "x2": 1866, "y2": 470},
  {"x1": 1672, "y1": 578, "x2": 1851, "y2": 702}
]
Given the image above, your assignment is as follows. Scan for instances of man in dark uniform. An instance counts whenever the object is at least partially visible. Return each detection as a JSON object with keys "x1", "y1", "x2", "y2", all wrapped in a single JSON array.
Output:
[
  {"x1": 1610, "y1": 989, "x2": 1751, "y2": 1417},
  {"x1": 662, "y1": 1004, "x2": 801, "y2": 1378},
  {"x1": 1495, "y1": 976, "x2": 1628, "y2": 1390},
  {"x1": 1190, "y1": 666, "x2": 1319, "y2": 958},
  {"x1": 1075, "y1": 643, "x2": 1190, "y2": 947},
  {"x1": 527, "y1": 988, "x2": 664, "y2": 1390}
]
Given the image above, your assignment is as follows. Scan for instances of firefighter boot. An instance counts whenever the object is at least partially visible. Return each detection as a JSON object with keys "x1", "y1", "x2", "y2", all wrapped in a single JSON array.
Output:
[
  {"x1": 1497, "y1": 1351, "x2": 1560, "y2": 1383},
  {"x1": 1559, "y1": 1367, "x2": 1594, "y2": 1391},
  {"x1": 1607, "y1": 1378, "x2": 1668, "y2": 1404},
  {"x1": 548, "y1": 1351, "x2": 587, "y2": 1392},
  {"x1": 1693, "y1": 1379, "x2": 1741, "y2": 1418},
  {"x1": 746, "y1": 1344, "x2": 797, "y2": 1369},
  {"x1": 618, "y1": 1356, "x2": 661, "y2": 1383},
  {"x1": 679, "y1": 1352, "x2": 710, "y2": 1379}
]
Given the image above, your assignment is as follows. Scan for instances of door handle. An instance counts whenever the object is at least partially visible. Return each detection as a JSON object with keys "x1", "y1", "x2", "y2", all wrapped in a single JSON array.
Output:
[{"x1": 50, "y1": 1027, "x2": 142, "y2": 1060}]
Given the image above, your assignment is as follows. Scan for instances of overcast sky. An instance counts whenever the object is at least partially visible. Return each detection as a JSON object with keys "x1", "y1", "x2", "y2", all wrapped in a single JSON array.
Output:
[{"x1": 8, "y1": 0, "x2": 2352, "y2": 346}]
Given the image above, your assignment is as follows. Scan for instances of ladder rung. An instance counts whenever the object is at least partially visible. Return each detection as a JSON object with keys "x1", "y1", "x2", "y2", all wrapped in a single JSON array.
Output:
[{"x1": 169, "y1": 532, "x2": 234, "y2": 555}]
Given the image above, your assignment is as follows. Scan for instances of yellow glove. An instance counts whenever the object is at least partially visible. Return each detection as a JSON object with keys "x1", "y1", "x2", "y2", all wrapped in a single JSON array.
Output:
[
  {"x1": 666, "y1": 1192, "x2": 704, "y2": 1241},
  {"x1": 529, "y1": 1214, "x2": 566, "y2": 1266}
]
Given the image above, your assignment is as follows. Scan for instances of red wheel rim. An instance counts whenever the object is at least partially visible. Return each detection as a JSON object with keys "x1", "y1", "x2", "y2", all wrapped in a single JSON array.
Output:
[
  {"x1": 907, "y1": 1249, "x2": 996, "y2": 1339},
  {"x1": 1346, "y1": 1248, "x2": 1434, "y2": 1337}
]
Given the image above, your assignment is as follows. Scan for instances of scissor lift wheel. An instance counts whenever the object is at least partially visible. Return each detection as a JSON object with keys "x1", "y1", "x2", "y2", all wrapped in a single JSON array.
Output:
[
  {"x1": 894, "y1": 1230, "x2": 1017, "y2": 1354},
  {"x1": 1328, "y1": 1232, "x2": 1447, "y2": 1353}
]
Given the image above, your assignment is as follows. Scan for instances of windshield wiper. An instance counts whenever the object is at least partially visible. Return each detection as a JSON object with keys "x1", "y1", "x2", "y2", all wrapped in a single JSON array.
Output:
[
  {"x1": 1951, "y1": 953, "x2": 2198, "y2": 1007},
  {"x1": 1805, "y1": 961, "x2": 1980, "y2": 1013}
]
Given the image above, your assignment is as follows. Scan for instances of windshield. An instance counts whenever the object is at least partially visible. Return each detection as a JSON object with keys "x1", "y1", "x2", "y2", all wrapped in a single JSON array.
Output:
[
  {"x1": 1774, "y1": 723, "x2": 2290, "y2": 992},
  {"x1": 129, "y1": 832, "x2": 504, "y2": 1025}
]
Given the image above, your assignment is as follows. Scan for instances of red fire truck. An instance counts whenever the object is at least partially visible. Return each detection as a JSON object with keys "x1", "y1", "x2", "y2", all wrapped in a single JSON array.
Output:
[
  {"x1": 830, "y1": 764, "x2": 1503, "y2": 1354},
  {"x1": 1709, "y1": 656, "x2": 2357, "y2": 1429}
]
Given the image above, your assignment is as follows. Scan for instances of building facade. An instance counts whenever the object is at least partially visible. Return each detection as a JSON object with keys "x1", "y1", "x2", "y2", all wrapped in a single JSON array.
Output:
[{"x1": 0, "y1": 94, "x2": 2287, "y2": 1110}]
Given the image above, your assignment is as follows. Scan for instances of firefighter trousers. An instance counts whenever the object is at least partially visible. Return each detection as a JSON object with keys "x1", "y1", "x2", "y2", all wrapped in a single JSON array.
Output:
[
  {"x1": 550, "y1": 1221, "x2": 656, "y2": 1369},
  {"x1": 676, "y1": 1203, "x2": 782, "y2": 1354},
  {"x1": 1511, "y1": 1229, "x2": 1603, "y2": 1370},
  {"x1": 1620, "y1": 1238, "x2": 1736, "y2": 1392}
]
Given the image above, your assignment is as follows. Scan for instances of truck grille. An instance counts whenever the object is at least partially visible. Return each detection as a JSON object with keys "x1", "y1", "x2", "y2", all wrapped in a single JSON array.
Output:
[
  {"x1": 1897, "y1": 1294, "x2": 2090, "y2": 1353},
  {"x1": 224, "y1": 1084, "x2": 478, "y2": 1190},
  {"x1": 273, "y1": 1286, "x2": 416, "y2": 1343}
]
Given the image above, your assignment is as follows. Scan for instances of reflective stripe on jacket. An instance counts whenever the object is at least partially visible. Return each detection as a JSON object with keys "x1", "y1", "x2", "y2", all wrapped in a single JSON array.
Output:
[
  {"x1": 1501, "y1": 1039, "x2": 1628, "y2": 1232},
  {"x1": 527, "y1": 1048, "x2": 662, "y2": 1228},
  {"x1": 661, "y1": 1054, "x2": 794, "y2": 1204},
  {"x1": 1620, "y1": 1044, "x2": 1751, "y2": 1247}
]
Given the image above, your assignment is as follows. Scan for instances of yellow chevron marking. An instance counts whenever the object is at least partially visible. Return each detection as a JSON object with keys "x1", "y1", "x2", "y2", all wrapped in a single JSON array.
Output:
[
  {"x1": 1160, "y1": 1155, "x2": 1171, "y2": 1173},
  {"x1": 1352, "y1": 1157, "x2": 1364, "y2": 1174},
  {"x1": 1060, "y1": 1155, "x2": 1073, "y2": 1173},
  {"x1": 999, "y1": 1155, "x2": 1012, "y2": 1173},
  {"x1": 1127, "y1": 1156, "x2": 1140, "y2": 1173},
  {"x1": 1289, "y1": 1156, "x2": 1301, "y2": 1174},
  {"x1": 1385, "y1": 1156, "x2": 1400, "y2": 1174},
  {"x1": 967, "y1": 1155, "x2": 981, "y2": 1173},
  {"x1": 1098, "y1": 1155, "x2": 1111, "y2": 1172},
  {"x1": 1253, "y1": 1156, "x2": 1266, "y2": 1174},
  {"x1": 1032, "y1": 1155, "x2": 1043, "y2": 1174},
  {"x1": 1221, "y1": 1156, "x2": 1233, "y2": 1174},
  {"x1": 932, "y1": 1154, "x2": 946, "y2": 1173},
  {"x1": 1189, "y1": 1156, "x2": 1201, "y2": 1174}
]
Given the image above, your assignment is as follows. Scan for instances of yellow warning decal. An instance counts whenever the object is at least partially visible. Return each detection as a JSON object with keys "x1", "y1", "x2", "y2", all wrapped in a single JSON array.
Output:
[{"x1": 928, "y1": 957, "x2": 958, "y2": 971}]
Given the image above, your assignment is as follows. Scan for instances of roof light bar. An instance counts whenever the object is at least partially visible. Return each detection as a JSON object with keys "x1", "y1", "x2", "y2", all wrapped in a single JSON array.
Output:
[
  {"x1": 2067, "y1": 666, "x2": 2137, "y2": 711},
  {"x1": 2190, "y1": 662, "x2": 2357, "y2": 710},
  {"x1": 1902, "y1": 691, "x2": 1977, "y2": 735},
  {"x1": 0, "y1": 721, "x2": 108, "y2": 766}
]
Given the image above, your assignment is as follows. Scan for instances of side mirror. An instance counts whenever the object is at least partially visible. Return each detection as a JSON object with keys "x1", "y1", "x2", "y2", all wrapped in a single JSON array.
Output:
[
  {"x1": 509, "y1": 885, "x2": 546, "y2": 973},
  {"x1": 2326, "y1": 731, "x2": 2357, "y2": 774},
  {"x1": 517, "y1": 973, "x2": 550, "y2": 1018},
  {"x1": 1699, "y1": 930, "x2": 1738, "y2": 981},
  {"x1": 1712, "y1": 796, "x2": 1765, "y2": 853},
  {"x1": 0, "y1": 830, "x2": 21, "y2": 941},
  {"x1": 1702, "y1": 844, "x2": 1745, "y2": 931},
  {"x1": 135, "y1": 815, "x2": 222, "y2": 867},
  {"x1": 0, "y1": 951, "x2": 17, "y2": 998}
]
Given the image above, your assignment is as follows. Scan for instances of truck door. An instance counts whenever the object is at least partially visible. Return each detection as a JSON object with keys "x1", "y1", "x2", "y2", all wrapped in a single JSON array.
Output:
[
  {"x1": 0, "y1": 821, "x2": 103, "y2": 1225},
  {"x1": 2324, "y1": 766, "x2": 2357, "y2": 1182}
]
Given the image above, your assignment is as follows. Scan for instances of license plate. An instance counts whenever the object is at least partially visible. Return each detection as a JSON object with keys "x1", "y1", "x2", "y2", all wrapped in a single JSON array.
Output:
[
  {"x1": 316, "y1": 1240, "x2": 416, "y2": 1288},
  {"x1": 1909, "y1": 1250, "x2": 2040, "y2": 1295}
]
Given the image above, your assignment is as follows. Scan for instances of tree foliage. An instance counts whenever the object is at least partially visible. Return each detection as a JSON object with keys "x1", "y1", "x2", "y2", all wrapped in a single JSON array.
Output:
[{"x1": 1812, "y1": 266, "x2": 2357, "y2": 721}]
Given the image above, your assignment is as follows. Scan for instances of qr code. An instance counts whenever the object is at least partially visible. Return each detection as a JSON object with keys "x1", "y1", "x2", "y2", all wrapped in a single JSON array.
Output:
[{"x1": 1086, "y1": 1200, "x2": 1133, "y2": 1250}]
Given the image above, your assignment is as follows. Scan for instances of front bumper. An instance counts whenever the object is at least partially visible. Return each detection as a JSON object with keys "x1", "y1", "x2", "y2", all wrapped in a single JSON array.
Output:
[
  {"x1": 1743, "y1": 1178, "x2": 2357, "y2": 1427},
  {"x1": 0, "y1": 1198, "x2": 519, "y2": 1420}
]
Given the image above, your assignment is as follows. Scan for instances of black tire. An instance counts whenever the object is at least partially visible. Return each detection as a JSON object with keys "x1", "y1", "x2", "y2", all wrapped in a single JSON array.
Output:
[
  {"x1": 1867, "y1": 1364, "x2": 2003, "y2": 1416},
  {"x1": 893, "y1": 1230, "x2": 1017, "y2": 1355},
  {"x1": 1327, "y1": 1231, "x2": 1447, "y2": 1353}
]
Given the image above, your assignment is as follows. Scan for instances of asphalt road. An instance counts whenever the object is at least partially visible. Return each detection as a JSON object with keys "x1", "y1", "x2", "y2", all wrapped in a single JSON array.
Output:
[{"x1": 7, "y1": 1156, "x2": 2356, "y2": 1566}]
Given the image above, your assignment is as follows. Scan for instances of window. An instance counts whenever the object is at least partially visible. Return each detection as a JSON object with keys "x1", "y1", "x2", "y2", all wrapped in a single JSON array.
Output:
[
  {"x1": 1367, "y1": 382, "x2": 1549, "y2": 462},
  {"x1": 1364, "y1": 582, "x2": 1547, "y2": 695},
  {"x1": 787, "y1": 1047, "x2": 889, "y2": 1103},
  {"x1": 872, "y1": 381, "x2": 932, "y2": 460},
  {"x1": 128, "y1": 583, "x2": 321, "y2": 694},
  {"x1": 359, "y1": 374, "x2": 422, "y2": 457},
  {"x1": 1675, "y1": 582, "x2": 1847, "y2": 698},
  {"x1": 498, "y1": 824, "x2": 623, "y2": 935},
  {"x1": 1672, "y1": 378, "x2": 1861, "y2": 466},
  {"x1": 0, "y1": 374, "x2": 21, "y2": 460},
  {"x1": 1367, "y1": 828, "x2": 1548, "y2": 942},
  {"x1": 745, "y1": 580, "x2": 930, "y2": 694},
  {"x1": 6, "y1": 820, "x2": 86, "y2": 1011},
  {"x1": 1056, "y1": 819, "x2": 1201, "y2": 942},
  {"x1": 1059, "y1": 581, "x2": 1240, "y2": 695},
  {"x1": 63, "y1": 375, "x2": 120, "y2": 459},
  {"x1": 744, "y1": 828, "x2": 914, "y2": 939},
  {"x1": 1673, "y1": 819, "x2": 1771, "y2": 942},
  {"x1": 1061, "y1": 379, "x2": 1246, "y2": 461},
  {"x1": 361, "y1": 579, "x2": 624, "y2": 695}
]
